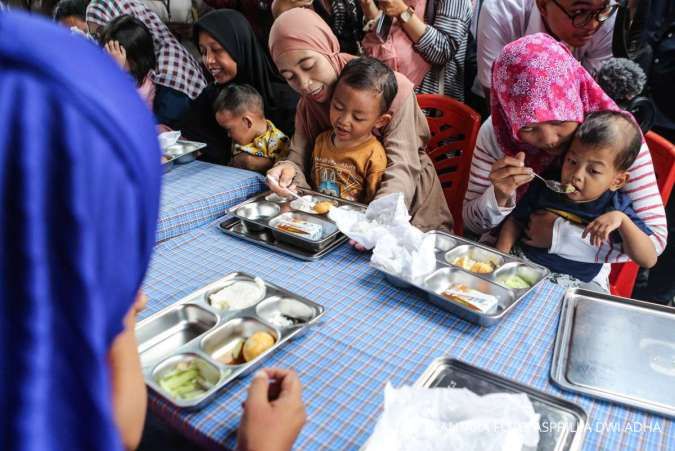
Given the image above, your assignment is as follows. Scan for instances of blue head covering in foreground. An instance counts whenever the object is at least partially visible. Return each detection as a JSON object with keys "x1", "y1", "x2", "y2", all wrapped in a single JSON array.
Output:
[{"x1": 0, "y1": 12, "x2": 161, "y2": 451}]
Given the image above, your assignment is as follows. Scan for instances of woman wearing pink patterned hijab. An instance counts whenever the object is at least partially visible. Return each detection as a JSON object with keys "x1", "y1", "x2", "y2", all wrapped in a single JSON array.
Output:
[{"x1": 463, "y1": 33, "x2": 666, "y2": 267}]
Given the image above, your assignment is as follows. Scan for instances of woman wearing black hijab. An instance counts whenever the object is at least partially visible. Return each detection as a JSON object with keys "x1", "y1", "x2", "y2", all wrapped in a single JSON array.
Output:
[{"x1": 179, "y1": 9, "x2": 298, "y2": 165}]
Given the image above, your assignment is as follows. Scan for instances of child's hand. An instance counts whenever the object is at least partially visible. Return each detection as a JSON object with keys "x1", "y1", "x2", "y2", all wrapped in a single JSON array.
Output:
[
  {"x1": 104, "y1": 40, "x2": 128, "y2": 70},
  {"x1": 583, "y1": 211, "x2": 625, "y2": 246},
  {"x1": 237, "y1": 368, "x2": 306, "y2": 451}
]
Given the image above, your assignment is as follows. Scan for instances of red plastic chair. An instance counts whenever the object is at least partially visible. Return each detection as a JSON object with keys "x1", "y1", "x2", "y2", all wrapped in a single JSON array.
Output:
[
  {"x1": 609, "y1": 131, "x2": 675, "y2": 297},
  {"x1": 416, "y1": 94, "x2": 481, "y2": 235}
]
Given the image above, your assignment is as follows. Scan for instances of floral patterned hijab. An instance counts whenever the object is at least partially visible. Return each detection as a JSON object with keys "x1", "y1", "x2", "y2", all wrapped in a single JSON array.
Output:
[{"x1": 490, "y1": 33, "x2": 618, "y2": 174}]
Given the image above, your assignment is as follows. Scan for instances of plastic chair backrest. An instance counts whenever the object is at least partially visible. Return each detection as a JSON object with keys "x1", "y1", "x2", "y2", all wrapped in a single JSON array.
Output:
[
  {"x1": 609, "y1": 131, "x2": 675, "y2": 297},
  {"x1": 416, "y1": 94, "x2": 481, "y2": 235}
]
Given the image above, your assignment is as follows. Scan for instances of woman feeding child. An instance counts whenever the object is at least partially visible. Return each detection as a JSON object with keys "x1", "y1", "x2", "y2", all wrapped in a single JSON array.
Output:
[
  {"x1": 266, "y1": 8, "x2": 453, "y2": 232},
  {"x1": 463, "y1": 33, "x2": 667, "y2": 291}
]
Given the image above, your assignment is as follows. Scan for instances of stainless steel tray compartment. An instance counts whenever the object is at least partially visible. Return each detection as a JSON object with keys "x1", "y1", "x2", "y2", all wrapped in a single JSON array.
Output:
[
  {"x1": 151, "y1": 353, "x2": 223, "y2": 407},
  {"x1": 415, "y1": 358, "x2": 587, "y2": 451},
  {"x1": 234, "y1": 201, "x2": 281, "y2": 233},
  {"x1": 445, "y1": 244, "x2": 504, "y2": 273},
  {"x1": 551, "y1": 289, "x2": 675, "y2": 418},
  {"x1": 268, "y1": 212, "x2": 338, "y2": 251},
  {"x1": 137, "y1": 272, "x2": 325, "y2": 409},
  {"x1": 201, "y1": 317, "x2": 279, "y2": 366},
  {"x1": 218, "y1": 218, "x2": 347, "y2": 261},
  {"x1": 204, "y1": 273, "x2": 266, "y2": 310},
  {"x1": 290, "y1": 195, "x2": 339, "y2": 214},
  {"x1": 493, "y1": 262, "x2": 548, "y2": 291},
  {"x1": 137, "y1": 304, "x2": 218, "y2": 369},
  {"x1": 423, "y1": 267, "x2": 514, "y2": 320}
]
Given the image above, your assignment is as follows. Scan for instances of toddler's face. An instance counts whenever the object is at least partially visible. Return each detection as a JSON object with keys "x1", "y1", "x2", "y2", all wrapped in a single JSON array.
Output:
[
  {"x1": 561, "y1": 139, "x2": 627, "y2": 202},
  {"x1": 329, "y1": 82, "x2": 387, "y2": 144},
  {"x1": 215, "y1": 110, "x2": 258, "y2": 146}
]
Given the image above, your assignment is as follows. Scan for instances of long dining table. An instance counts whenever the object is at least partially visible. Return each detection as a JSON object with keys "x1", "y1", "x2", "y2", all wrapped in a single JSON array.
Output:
[
  {"x1": 156, "y1": 161, "x2": 265, "y2": 243},
  {"x1": 141, "y1": 209, "x2": 674, "y2": 450}
]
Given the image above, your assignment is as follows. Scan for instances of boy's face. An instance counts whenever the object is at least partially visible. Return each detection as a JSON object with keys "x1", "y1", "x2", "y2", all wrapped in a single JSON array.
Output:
[
  {"x1": 329, "y1": 81, "x2": 391, "y2": 145},
  {"x1": 561, "y1": 138, "x2": 629, "y2": 202},
  {"x1": 215, "y1": 110, "x2": 258, "y2": 146}
]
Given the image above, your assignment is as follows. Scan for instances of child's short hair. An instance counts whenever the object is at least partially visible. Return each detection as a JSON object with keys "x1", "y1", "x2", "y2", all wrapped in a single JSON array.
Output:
[
  {"x1": 336, "y1": 57, "x2": 398, "y2": 114},
  {"x1": 53, "y1": 0, "x2": 87, "y2": 22},
  {"x1": 213, "y1": 84, "x2": 264, "y2": 116},
  {"x1": 98, "y1": 15, "x2": 156, "y2": 85},
  {"x1": 575, "y1": 110, "x2": 642, "y2": 171}
]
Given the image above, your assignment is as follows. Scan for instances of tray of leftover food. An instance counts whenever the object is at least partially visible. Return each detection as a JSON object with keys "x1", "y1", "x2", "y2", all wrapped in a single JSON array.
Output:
[
  {"x1": 225, "y1": 190, "x2": 366, "y2": 255},
  {"x1": 414, "y1": 358, "x2": 587, "y2": 451},
  {"x1": 551, "y1": 289, "x2": 675, "y2": 418},
  {"x1": 218, "y1": 217, "x2": 348, "y2": 261},
  {"x1": 371, "y1": 231, "x2": 550, "y2": 326},
  {"x1": 161, "y1": 139, "x2": 206, "y2": 173},
  {"x1": 136, "y1": 272, "x2": 325, "y2": 409}
]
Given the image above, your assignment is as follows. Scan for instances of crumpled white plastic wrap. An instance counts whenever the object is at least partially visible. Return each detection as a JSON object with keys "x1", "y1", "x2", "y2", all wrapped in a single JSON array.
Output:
[
  {"x1": 328, "y1": 193, "x2": 437, "y2": 282},
  {"x1": 367, "y1": 384, "x2": 541, "y2": 451},
  {"x1": 158, "y1": 130, "x2": 181, "y2": 150}
]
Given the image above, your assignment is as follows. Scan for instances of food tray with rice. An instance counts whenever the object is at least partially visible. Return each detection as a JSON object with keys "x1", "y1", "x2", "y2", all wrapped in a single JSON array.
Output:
[
  {"x1": 551, "y1": 288, "x2": 675, "y2": 418},
  {"x1": 224, "y1": 190, "x2": 366, "y2": 255},
  {"x1": 136, "y1": 272, "x2": 324, "y2": 409},
  {"x1": 161, "y1": 140, "x2": 206, "y2": 173},
  {"x1": 371, "y1": 231, "x2": 550, "y2": 326}
]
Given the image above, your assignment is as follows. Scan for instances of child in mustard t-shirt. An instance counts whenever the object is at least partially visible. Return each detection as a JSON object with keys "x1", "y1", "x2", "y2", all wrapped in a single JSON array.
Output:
[{"x1": 311, "y1": 57, "x2": 395, "y2": 203}]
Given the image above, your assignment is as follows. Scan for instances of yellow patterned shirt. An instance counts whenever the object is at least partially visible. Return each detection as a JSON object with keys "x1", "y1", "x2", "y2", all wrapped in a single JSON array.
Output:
[{"x1": 233, "y1": 120, "x2": 289, "y2": 161}]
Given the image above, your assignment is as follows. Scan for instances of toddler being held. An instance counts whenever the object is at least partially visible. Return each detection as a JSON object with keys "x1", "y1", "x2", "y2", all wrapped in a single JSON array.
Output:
[{"x1": 214, "y1": 84, "x2": 289, "y2": 173}]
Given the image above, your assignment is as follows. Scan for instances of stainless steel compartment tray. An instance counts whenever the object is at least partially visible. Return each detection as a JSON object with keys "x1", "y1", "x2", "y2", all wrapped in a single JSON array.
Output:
[
  {"x1": 228, "y1": 190, "x2": 365, "y2": 253},
  {"x1": 372, "y1": 230, "x2": 550, "y2": 326},
  {"x1": 551, "y1": 289, "x2": 675, "y2": 418},
  {"x1": 415, "y1": 358, "x2": 587, "y2": 451},
  {"x1": 136, "y1": 272, "x2": 325, "y2": 409},
  {"x1": 218, "y1": 217, "x2": 347, "y2": 260}
]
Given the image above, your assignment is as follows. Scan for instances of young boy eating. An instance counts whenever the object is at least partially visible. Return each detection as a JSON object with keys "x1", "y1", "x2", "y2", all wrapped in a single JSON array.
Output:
[
  {"x1": 496, "y1": 111, "x2": 657, "y2": 291},
  {"x1": 214, "y1": 84, "x2": 289, "y2": 173},
  {"x1": 310, "y1": 57, "x2": 395, "y2": 203}
]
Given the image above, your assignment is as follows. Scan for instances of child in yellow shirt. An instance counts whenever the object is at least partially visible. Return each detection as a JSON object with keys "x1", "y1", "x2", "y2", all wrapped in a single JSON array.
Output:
[
  {"x1": 214, "y1": 83, "x2": 289, "y2": 173},
  {"x1": 311, "y1": 57, "x2": 395, "y2": 203}
]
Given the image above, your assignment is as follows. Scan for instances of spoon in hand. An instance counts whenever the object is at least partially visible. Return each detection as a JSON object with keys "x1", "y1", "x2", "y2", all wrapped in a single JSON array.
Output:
[
  {"x1": 266, "y1": 175, "x2": 303, "y2": 201},
  {"x1": 531, "y1": 173, "x2": 576, "y2": 194}
]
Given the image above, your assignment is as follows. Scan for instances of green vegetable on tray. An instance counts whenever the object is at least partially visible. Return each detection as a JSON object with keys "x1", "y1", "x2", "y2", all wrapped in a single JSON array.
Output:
[
  {"x1": 158, "y1": 361, "x2": 211, "y2": 400},
  {"x1": 499, "y1": 274, "x2": 533, "y2": 290}
]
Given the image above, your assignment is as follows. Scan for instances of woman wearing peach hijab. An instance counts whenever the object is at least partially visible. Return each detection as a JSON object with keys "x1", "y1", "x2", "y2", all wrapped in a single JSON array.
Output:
[{"x1": 267, "y1": 8, "x2": 453, "y2": 232}]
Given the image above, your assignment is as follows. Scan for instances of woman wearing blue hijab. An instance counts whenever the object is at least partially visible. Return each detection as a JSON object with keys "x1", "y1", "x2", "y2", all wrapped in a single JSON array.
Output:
[
  {"x1": 0, "y1": 11, "x2": 307, "y2": 451},
  {"x1": 0, "y1": 10, "x2": 161, "y2": 451}
]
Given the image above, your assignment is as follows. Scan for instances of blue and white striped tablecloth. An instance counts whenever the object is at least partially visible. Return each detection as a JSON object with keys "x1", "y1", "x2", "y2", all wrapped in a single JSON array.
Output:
[
  {"x1": 142, "y1": 220, "x2": 674, "y2": 451},
  {"x1": 157, "y1": 161, "x2": 265, "y2": 242}
]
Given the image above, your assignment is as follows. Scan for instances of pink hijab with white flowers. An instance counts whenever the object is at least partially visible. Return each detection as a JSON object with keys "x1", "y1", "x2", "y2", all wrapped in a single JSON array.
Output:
[{"x1": 490, "y1": 33, "x2": 618, "y2": 175}]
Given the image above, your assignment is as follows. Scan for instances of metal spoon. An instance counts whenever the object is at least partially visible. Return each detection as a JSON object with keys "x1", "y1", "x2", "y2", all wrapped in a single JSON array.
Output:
[
  {"x1": 531, "y1": 173, "x2": 575, "y2": 194},
  {"x1": 266, "y1": 175, "x2": 303, "y2": 201}
]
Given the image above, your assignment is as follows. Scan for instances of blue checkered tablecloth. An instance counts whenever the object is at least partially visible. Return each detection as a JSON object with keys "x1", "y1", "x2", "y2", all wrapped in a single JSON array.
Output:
[
  {"x1": 157, "y1": 161, "x2": 265, "y2": 242},
  {"x1": 142, "y1": 221, "x2": 675, "y2": 451}
]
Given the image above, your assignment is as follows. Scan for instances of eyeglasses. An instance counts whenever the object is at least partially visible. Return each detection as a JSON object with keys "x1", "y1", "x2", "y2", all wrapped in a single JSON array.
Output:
[{"x1": 549, "y1": 0, "x2": 620, "y2": 28}]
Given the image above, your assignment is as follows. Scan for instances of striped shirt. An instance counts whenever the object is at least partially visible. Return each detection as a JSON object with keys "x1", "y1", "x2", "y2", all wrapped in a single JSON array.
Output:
[
  {"x1": 415, "y1": 0, "x2": 472, "y2": 101},
  {"x1": 463, "y1": 120, "x2": 668, "y2": 265}
]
